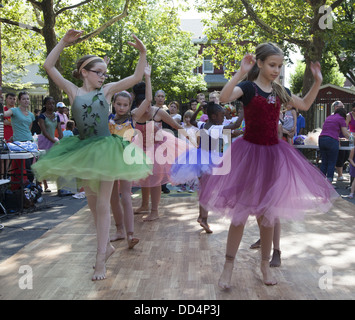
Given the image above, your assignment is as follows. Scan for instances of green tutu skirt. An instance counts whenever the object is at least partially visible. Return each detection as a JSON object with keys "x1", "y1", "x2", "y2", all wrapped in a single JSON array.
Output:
[{"x1": 32, "y1": 134, "x2": 152, "y2": 192}]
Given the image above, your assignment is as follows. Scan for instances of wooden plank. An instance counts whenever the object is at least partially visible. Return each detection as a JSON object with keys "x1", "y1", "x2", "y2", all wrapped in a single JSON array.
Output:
[{"x1": 0, "y1": 196, "x2": 354, "y2": 300}]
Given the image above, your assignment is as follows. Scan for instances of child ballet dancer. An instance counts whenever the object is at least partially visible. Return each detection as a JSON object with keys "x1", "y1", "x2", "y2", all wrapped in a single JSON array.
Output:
[
  {"x1": 176, "y1": 110, "x2": 200, "y2": 193},
  {"x1": 109, "y1": 64, "x2": 152, "y2": 248},
  {"x1": 32, "y1": 29, "x2": 152, "y2": 281},
  {"x1": 133, "y1": 85, "x2": 191, "y2": 222},
  {"x1": 171, "y1": 102, "x2": 242, "y2": 233},
  {"x1": 198, "y1": 44, "x2": 339, "y2": 288}
]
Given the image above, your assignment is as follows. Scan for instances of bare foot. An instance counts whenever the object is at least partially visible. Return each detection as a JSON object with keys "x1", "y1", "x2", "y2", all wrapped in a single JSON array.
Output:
[
  {"x1": 127, "y1": 233, "x2": 139, "y2": 249},
  {"x1": 269, "y1": 249, "x2": 281, "y2": 268},
  {"x1": 260, "y1": 260, "x2": 277, "y2": 286},
  {"x1": 250, "y1": 239, "x2": 261, "y2": 249},
  {"x1": 110, "y1": 228, "x2": 125, "y2": 242},
  {"x1": 218, "y1": 261, "x2": 234, "y2": 290},
  {"x1": 200, "y1": 219, "x2": 213, "y2": 233},
  {"x1": 92, "y1": 253, "x2": 106, "y2": 281},
  {"x1": 134, "y1": 206, "x2": 149, "y2": 214},
  {"x1": 142, "y1": 210, "x2": 159, "y2": 221}
]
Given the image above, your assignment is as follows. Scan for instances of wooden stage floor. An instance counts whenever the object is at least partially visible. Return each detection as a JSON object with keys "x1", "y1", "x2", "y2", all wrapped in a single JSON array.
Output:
[{"x1": 0, "y1": 194, "x2": 354, "y2": 300}]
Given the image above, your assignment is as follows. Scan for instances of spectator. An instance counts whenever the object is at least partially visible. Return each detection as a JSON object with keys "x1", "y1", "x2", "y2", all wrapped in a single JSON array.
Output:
[
  {"x1": 56, "y1": 102, "x2": 68, "y2": 131},
  {"x1": 319, "y1": 107, "x2": 351, "y2": 182},
  {"x1": 4, "y1": 93, "x2": 16, "y2": 142}
]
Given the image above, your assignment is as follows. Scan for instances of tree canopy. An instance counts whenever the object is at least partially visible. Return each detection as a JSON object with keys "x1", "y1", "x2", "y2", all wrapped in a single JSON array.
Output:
[
  {"x1": 196, "y1": 0, "x2": 355, "y2": 130},
  {"x1": 1, "y1": 0, "x2": 206, "y2": 102}
]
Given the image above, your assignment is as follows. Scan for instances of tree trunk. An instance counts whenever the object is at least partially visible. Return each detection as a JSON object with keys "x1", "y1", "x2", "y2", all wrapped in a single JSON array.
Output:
[
  {"x1": 302, "y1": 30, "x2": 325, "y2": 132},
  {"x1": 42, "y1": 0, "x2": 63, "y2": 102}
]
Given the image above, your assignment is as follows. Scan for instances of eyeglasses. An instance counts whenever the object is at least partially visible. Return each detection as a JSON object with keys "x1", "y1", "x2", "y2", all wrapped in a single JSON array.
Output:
[{"x1": 88, "y1": 70, "x2": 109, "y2": 78}]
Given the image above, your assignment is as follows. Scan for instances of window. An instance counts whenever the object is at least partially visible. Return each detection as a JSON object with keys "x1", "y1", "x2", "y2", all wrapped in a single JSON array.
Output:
[{"x1": 203, "y1": 55, "x2": 214, "y2": 73}]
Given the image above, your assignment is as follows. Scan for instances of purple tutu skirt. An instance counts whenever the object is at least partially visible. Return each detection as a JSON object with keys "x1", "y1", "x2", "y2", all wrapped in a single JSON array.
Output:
[
  {"x1": 170, "y1": 148, "x2": 223, "y2": 185},
  {"x1": 199, "y1": 138, "x2": 339, "y2": 227},
  {"x1": 38, "y1": 134, "x2": 58, "y2": 150}
]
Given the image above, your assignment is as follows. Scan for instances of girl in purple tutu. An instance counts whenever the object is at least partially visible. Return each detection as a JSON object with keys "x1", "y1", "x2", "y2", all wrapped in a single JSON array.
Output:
[
  {"x1": 171, "y1": 102, "x2": 242, "y2": 233},
  {"x1": 37, "y1": 96, "x2": 63, "y2": 192},
  {"x1": 198, "y1": 43, "x2": 339, "y2": 288}
]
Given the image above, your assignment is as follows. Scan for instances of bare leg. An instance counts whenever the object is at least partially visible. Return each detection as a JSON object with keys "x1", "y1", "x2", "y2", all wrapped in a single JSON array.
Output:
[
  {"x1": 258, "y1": 216, "x2": 277, "y2": 285},
  {"x1": 270, "y1": 220, "x2": 281, "y2": 267},
  {"x1": 143, "y1": 185, "x2": 160, "y2": 221},
  {"x1": 120, "y1": 180, "x2": 139, "y2": 249},
  {"x1": 134, "y1": 187, "x2": 150, "y2": 213},
  {"x1": 110, "y1": 181, "x2": 125, "y2": 242},
  {"x1": 199, "y1": 204, "x2": 212, "y2": 233},
  {"x1": 86, "y1": 181, "x2": 115, "y2": 281},
  {"x1": 218, "y1": 222, "x2": 245, "y2": 289}
]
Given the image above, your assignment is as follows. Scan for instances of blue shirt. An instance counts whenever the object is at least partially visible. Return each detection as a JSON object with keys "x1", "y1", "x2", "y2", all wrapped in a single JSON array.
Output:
[{"x1": 11, "y1": 107, "x2": 35, "y2": 141}]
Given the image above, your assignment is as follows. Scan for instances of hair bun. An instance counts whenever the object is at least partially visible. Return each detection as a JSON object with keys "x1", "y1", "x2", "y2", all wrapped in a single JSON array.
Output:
[{"x1": 72, "y1": 69, "x2": 80, "y2": 80}]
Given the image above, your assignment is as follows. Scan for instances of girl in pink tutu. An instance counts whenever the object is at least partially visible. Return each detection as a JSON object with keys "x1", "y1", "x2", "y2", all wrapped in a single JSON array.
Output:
[
  {"x1": 199, "y1": 44, "x2": 339, "y2": 288},
  {"x1": 133, "y1": 86, "x2": 191, "y2": 222}
]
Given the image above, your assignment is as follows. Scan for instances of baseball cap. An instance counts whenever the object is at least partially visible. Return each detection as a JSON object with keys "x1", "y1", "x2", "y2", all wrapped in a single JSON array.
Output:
[{"x1": 56, "y1": 102, "x2": 66, "y2": 108}]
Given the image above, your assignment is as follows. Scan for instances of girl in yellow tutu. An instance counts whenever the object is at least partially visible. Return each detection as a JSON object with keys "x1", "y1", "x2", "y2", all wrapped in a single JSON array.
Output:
[{"x1": 109, "y1": 64, "x2": 152, "y2": 249}]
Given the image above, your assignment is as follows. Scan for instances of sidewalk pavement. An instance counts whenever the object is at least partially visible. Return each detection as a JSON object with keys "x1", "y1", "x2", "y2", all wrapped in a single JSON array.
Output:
[{"x1": 0, "y1": 183, "x2": 87, "y2": 264}]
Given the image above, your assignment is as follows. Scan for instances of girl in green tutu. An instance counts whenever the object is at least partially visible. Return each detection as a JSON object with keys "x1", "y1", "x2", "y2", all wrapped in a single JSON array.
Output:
[{"x1": 33, "y1": 29, "x2": 151, "y2": 281}]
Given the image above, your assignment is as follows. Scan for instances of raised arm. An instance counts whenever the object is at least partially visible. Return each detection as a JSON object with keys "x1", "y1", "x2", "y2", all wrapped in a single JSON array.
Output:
[
  {"x1": 131, "y1": 64, "x2": 152, "y2": 120},
  {"x1": 220, "y1": 54, "x2": 256, "y2": 103},
  {"x1": 104, "y1": 35, "x2": 147, "y2": 101},
  {"x1": 290, "y1": 62, "x2": 323, "y2": 111},
  {"x1": 43, "y1": 29, "x2": 83, "y2": 103},
  {"x1": 223, "y1": 109, "x2": 244, "y2": 130},
  {"x1": 190, "y1": 103, "x2": 204, "y2": 127}
]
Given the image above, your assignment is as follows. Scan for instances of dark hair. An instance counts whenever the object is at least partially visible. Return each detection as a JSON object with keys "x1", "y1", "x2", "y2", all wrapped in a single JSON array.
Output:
[
  {"x1": 334, "y1": 107, "x2": 347, "y2": 119},
  {"x1": 190, "y1": 99, "x2": 198, "y2": 105},
  {"x1": 18, "y1": 91, "x2": 29, "y2": 100},
  {"x1": 352, "y1": 102, "x2": 355, "y2": 108},
  {"x1": 206, "y1": 101, "x2": 223, "y2": 119},
  {"x1": 133, "y1": 82, "x2": 146, "y2": 106},
  {"x1": 5, "y1": 93, "x2": 16, "y2": 99},
  {"x1": 42, "y1": 96, "x2": 54, "y2": 107}
]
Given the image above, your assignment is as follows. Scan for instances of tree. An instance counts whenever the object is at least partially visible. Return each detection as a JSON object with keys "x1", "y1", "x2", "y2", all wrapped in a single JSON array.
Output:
[
  {"x1": 2, "y1": 0, "x2": 206, "y2": 103},
  {"x1": 290, "y1": 58, "x2": 346, "y2": 94},
  {"x1": 100, "y1": 2, "x2": 206, "y2": 102},
  {"x1": 1, "y1": 0, "x2": 136, "y2": 101},
  {"x1": 197, "y1": 0, "x2": 350, "y2": 131},
  {"x1": 324, "y1": 0, "x2": 355, "y2": 86}
]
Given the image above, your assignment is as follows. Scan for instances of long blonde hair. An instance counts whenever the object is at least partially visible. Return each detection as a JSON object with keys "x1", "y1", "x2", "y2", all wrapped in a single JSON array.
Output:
[{"x1": 247, "y1": 42, "x2": 292, "y2": 106}]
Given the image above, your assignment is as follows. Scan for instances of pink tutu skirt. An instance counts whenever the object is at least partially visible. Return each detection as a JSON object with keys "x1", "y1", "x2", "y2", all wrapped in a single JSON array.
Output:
[
  {"x1": 199, "y1": 138, "x2": 339, "y2": 227},
  {"x1": 133, "y1": 127, "x2": 191, "y2": 187}
]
